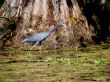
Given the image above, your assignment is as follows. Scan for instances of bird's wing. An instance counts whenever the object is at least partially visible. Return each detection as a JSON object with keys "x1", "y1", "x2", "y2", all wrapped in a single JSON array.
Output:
[{"x1": 30, "y1": 32, "x2": 49, "y2": 41}]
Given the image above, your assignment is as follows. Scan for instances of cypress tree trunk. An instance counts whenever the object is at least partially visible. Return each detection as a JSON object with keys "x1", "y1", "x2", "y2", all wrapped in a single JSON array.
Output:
[{"x1": 0, "y1": 0, "x2": 92, "y2": 48}]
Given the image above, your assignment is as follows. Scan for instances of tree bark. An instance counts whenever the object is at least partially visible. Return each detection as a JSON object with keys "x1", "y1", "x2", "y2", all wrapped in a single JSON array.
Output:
[{"x1": 0, "y1": 0, "x2": 92, "y2": 48}]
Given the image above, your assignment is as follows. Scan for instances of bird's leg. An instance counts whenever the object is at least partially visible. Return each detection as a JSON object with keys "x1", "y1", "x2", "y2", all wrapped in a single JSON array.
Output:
[
  {"x1": 39, "y1": 46, "x2": 42, "y2": 55},
  {"x1": 30, "y1": 41, "x2": 39, "y2": 50}
]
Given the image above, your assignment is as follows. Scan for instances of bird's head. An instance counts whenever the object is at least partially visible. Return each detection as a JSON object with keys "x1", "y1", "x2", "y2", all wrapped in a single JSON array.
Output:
[
  {"x1": 55, "y1": 23, "x2": 68, "y2": 32},
  {"x1": 50, "y1": 23, "x2": 68, "y2": 33},
  {"x1": 56, "y1": 23, "x2": 67, "y2": 29}
]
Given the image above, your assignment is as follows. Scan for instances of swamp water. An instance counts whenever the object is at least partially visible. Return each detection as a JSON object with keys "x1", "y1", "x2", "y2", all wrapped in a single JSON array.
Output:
[{"x1": 0, "y1": 44, "x2": 110, "y2": 82}]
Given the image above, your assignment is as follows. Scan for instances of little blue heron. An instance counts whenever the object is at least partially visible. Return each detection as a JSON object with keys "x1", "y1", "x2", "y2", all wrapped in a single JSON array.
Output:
[{"x1": 21, "y1": 23, "x2": 67, "y2": 49}]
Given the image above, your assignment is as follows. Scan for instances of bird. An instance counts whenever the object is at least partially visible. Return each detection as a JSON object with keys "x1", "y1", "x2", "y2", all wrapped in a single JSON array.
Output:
[{"x1": 21, "y1": 23, "x2": 67, "y2": 50}]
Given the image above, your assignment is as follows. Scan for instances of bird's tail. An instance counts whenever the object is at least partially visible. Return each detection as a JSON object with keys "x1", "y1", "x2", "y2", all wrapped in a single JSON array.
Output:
[{"x1": 19, "y1": 38, "x2": 28, "y2": 43}]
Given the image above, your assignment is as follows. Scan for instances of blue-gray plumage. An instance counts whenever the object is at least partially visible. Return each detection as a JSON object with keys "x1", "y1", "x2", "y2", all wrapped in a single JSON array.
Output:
[{"x1": 21, "y1": 23, "x2": 67, "y2": 49}]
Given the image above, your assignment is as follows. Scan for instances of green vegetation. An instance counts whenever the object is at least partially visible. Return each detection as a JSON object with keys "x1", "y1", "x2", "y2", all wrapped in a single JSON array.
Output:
[{"x1": 0, "y1": 44, "x2": 110, "y2": 82}]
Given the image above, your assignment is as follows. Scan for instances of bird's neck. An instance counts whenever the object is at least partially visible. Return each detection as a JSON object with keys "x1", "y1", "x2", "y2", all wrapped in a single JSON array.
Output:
[{"x1": 49, "y1": 25, "x2": 57, "y2": 33}]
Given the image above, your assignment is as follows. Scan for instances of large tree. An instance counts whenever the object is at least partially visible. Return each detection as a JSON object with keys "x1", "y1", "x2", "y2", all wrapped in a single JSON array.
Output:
[{"x1": 0, "y1": 0, "x2": 91, "y2": 49}]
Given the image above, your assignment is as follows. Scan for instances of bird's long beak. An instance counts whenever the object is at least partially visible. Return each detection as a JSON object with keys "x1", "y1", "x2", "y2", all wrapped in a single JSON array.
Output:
[{"x1": 63, "y1": 25, "x2": 69, "y2": 32}]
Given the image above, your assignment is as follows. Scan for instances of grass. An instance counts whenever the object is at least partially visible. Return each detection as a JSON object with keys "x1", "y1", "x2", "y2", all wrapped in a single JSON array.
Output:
[{"x1": 0, "y1": 44, "x2": 110, "y2": 82}]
